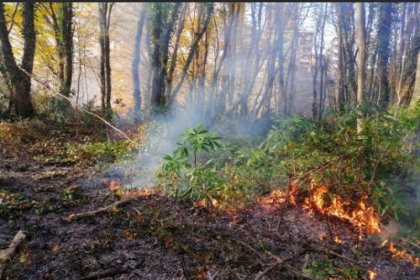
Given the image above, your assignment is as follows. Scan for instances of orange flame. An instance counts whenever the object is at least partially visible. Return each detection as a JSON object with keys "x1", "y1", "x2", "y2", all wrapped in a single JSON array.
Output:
[
  {"x1": 108, "y1": 179, "x2": 122, "y2": 191},
  {"x1": 304, "y1": 185, "x2": 381, "y2": 235},
  {"x1": 258, "y1": 182, "x2": 298, "y2": 207},
  {"x1": 259, "y1": 189, "x2": 287, "y2": 204},
  {"x1": 368, "y1": 270, "x2": 377, "y2": 280},
  {"x1": 389, "y1": 241, "x2": 420, "y2": 267},
  {"x1": 108, "y1": 179, "x2": 153, "y2": 198},
  {"x1": 125, "y1": 187, "x2": 153, "y2": 198},
  {"x1": 333, "y1": 235, "x2": 342, "y2": 244},
  {"x1": 197, "y1": 197, "x2": 219, "y2": 208}
]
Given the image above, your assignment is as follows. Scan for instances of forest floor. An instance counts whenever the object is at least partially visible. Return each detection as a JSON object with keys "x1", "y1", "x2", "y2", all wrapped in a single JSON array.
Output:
[{"x1": 0, "y1": 120, "x2": 419, "y2": 280}]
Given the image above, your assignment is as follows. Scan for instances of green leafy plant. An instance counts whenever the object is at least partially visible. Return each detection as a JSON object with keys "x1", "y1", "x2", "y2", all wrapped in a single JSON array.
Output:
[
  {"x1": 180, "y1": 124, "x2": 222, "y2": 167},
  {"x1": 160, "y1": 124, "x2": 223, "y2": 206},
  {"x1": 66, "y1": 140, "x2": 134, "y2": 164},
  {"x1": 304, "y1": 259, "x2": 364, "y2": 279}
]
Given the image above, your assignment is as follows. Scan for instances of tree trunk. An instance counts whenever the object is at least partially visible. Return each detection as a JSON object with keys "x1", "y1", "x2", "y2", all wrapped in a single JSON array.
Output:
[
  {"x1": 335, "y1": 3, "x2": 345, "y2": 111},
  {"x1": 0, "y1": 2, "x2": 35, "y2": 118},
  {"x1": 376, "y1": 3, "x2": 393, "y2": 108},
  {"x1": 132, "y1": 7, "x2": 146, "y2": 119},
  {"x1": 340, "y1": 3, "x2": 356, "y2": 105},
  {"x1": 355, "y1": 2, "x2": 366, "y2": 132},
  {"x1": 62, "y1": 3, "x2": 73, "y2": 98},
  {"x1": 149, "y1": 3, "x2": 182, "y2": 111},
  {"x1": 105, "y1": 33, "x2": 112, "y2": 110},
  {"x1": 164, "y1": 4, "x2": 187, "y2": 104},
  {"x1": 98, "y1": 2, "x2": 113, "y2": 114},
  {"x1": 411, "y1": 50, "x2": 420, "y2": 105}
]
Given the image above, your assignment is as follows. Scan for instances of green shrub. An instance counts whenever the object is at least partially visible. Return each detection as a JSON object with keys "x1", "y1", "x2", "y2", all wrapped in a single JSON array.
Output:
[
  {"x1": 160, "y1": 124, "x2": 223, "y2": 206},
  {"x1": 158, "y1": 102, "x2": 419, "y2": 217},
  {"x1": 66, "y1": 140, "x2": 134, "y2": 164},
  {"x1": 304, "y1": 259, "x2": 364, "y2": 279},
  {"x1": 264, "y1": 103, "x2": 420, "y2": 220},
  {"x1": 32, "y1": 92, "x2": 71, "y2": 122}
]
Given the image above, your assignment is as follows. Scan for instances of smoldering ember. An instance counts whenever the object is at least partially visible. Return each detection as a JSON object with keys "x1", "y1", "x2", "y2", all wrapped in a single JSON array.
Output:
[{"x1": 0, "y1": 2, "x2": 419, "y2": 280}]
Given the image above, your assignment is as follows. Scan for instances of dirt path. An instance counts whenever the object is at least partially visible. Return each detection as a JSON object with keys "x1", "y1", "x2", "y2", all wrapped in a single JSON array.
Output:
[{"x1": 0, "y1": 122, "x2": 419, "y2": 280}]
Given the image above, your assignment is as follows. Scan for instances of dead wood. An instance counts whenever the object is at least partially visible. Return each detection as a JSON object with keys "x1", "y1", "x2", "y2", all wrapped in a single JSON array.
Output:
[
  {"x1": 66, "y1": 197, "x2": 136, "y2": 222},
  {"x1": 234, "y1": 239, "x2": 266, "y2": 265},
  {"x1": 77, "y1": 265, "x2": 131, "y2": 280},
  {"x1": 0, "y1": 230, "x2": 26, "y2": 276},
  {"x1": 254, "y1": 249, "x2": 313, "y2": 280},
  {"x1": 19, "y1": 68, "x2": 137, "y2": 145},
  {"x1": 323, "y1": 247, "x2": 371, "y2": 271},
  {"x1": 399, "y1": 237, "x2": 420, "y2": 250}
]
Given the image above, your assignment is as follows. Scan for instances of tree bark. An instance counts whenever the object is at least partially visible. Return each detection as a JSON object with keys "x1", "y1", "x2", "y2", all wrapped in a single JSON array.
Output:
[
  {"x1": 98, "y1": 2, "x2": 113, "y2": 114},
  {"x1": 62, "y1": 3, "x2": 74, "y2": 98},
  {"x1": 335, "y1": 3, "x2": 346, "y2": 111},
  {"x1": 0, "y1": 2, "x2": 35, "y2": 118},
  {"x1": 149, "y1": 3, "x2": 182, "y2": 111},
  {"x1": 132, "y1": 7, "x2": 146, "y2": 119},
  {"x1": 412, "y1": 50, "x2": 420, "y2": 105},
  {"x1": 355, "y1": 2, "x2": 367, "y2": 132},
  {"x1": 376, "y1": 3, "x2": 393, "y2": 108},
  {"x1": 165, "y1": 4, "x2": 187, "y2": 104}
]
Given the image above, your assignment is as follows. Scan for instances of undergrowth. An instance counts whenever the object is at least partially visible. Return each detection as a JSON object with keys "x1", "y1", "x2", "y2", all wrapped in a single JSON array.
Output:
[{"x1": 159, "y1": 101, "x2": 420, "y2": 229}]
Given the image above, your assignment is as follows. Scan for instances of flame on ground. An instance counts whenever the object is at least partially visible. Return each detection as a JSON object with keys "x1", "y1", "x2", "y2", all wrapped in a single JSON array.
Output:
[
  {"x1": 381, "y1": 240, "x2": 420, "y2": 268},
  {"x1": 368, "y1": 270, "x2": 377, "y2": 280},
  {"x1": 258, "y1": 182, "x2": 298, "y2": 207},
  {"x1": 108, "y1": 179, "x2": 122, "y2": 191},
  {"x1": 196, "y1": 197, "x2": 220, "y2": 208},
  {"x1": 108, "y1": 179, "x2": 153, "y2": 198},
  {"x1": 333, "y1": 235, "x2": 342, "y2": 244},
  {"x1": 303, "y1": 185, "x2": 381, "y2": 235}
]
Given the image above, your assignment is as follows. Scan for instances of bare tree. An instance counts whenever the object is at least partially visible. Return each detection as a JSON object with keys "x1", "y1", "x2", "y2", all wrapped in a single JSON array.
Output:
[
  {"x1": 376, "y1": 3, "x2": 393, "y2": 108},
  {"x1": 312, "y1": 3, "x2": 328, "y2": 120},
  {"x1": 98, "y1": 2, "x2": 114, "y2": 113},
  {"x1": 132, "y1": 6, "x2": 146, "y2": 119}
]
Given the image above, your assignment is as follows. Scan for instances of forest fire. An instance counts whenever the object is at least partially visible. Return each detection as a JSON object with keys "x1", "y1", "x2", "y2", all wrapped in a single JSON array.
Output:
[
  {"x1": 258, "y1": 183, "x2": 298, "y2": 208},
  {"x1": 196, "y1": 198, "x2": 219, "y2": 208},
  {"x1": 333, "y1": 235, "x2": 342, "y2": 244},
  {"x1": 368, "y1": 270, "x2": 377, "y2": 280},
  {"x1": 382, "y1": 240, "x2": 420, "y2": 268},
  {"x1": 108, "y1": 179, "x2": 153, "y2": 198},
  {"x1": 108, "y1": 179, "x2": 122, "y2": 192},
  {"x1": 303, "y1": 185, "x2": 381, "y2": 235}
]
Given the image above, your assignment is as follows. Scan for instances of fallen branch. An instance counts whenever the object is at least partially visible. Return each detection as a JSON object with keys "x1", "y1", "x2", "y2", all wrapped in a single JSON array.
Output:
[
  {"x1": 399, "y1": 237, "x2": 420, "y2": 250},
  {"x1": 323, "y1": 247, "x2": 371, "y2": 271},
  {"x1": 254, "y1": 250, "x2": 313, "y2": 280},
  {"x1": 0, "y1": 230, "x2": 26, "y2": 275},
  {"x1": 77, "y1": 265, "x2": 131, "y2": 280},
  {"x1": 19, "y1": 68, "x2": 137, "y2": 145},
  {"x1": 234, "y1": 239, "x2": 266, "y2": 264},
  {"x1": 66, "y1": 197, "x2": 135, "y2": 222}
]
